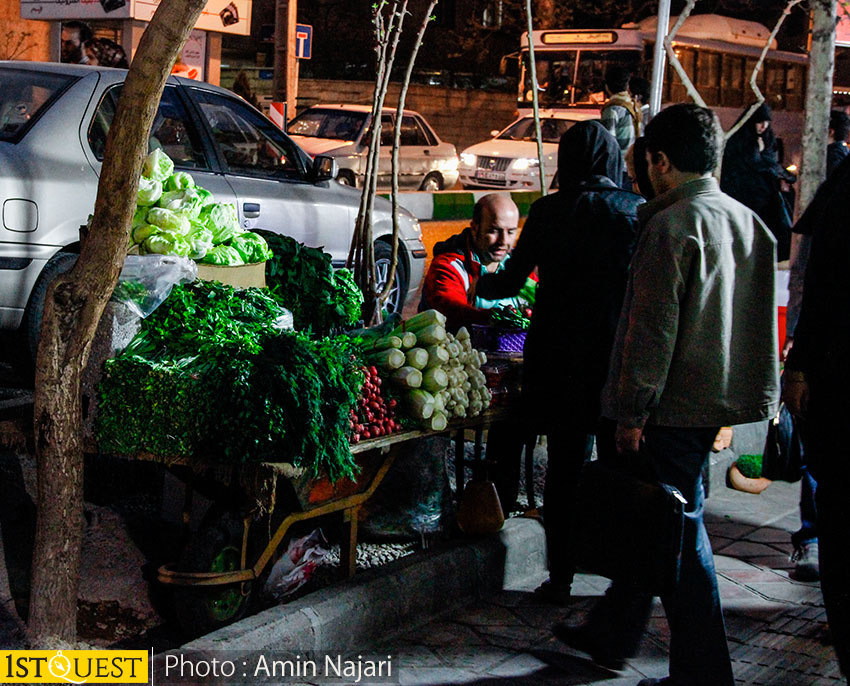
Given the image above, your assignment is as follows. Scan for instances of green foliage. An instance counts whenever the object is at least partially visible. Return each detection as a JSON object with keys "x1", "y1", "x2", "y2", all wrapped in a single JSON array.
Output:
[
  {"x1": 736, "y1": 454, "x2": 763, "y2": 479},
  {"x1": 257, "y1": 230, "x2": 362, "y2": 335},
  {"x1": 97, "y1": 281, "x2": 364, "y2": 480}
]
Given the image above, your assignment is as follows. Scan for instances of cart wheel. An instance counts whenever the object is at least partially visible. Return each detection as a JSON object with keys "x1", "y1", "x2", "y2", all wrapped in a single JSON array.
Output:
[{"x1": 173, "y1": 513, "x2": 252, "y2": 637}]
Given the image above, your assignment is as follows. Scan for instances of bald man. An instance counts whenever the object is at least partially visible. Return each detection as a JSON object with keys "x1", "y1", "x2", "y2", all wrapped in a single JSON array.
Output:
[
  {"x1": 419, "y1": 193, "x2": 526, "y2": 332},
  {"x1": 419, "y1": 193, "x2": 532, "y2": 515}
]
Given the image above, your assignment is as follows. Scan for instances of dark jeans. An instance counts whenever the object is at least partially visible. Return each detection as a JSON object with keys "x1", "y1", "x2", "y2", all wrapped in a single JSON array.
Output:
[
  {"x1": 486, "y1": 421, "x2": 529, "y2": 515},
  {"x1": 544, "y1": 430, "x2": 595, "y2": 586},
  {"x1": 585, "y1": 424, "x2": 734, "y2": 686},
  {"x1": 791, "y1": 464, "x2": 818, "y2": 548}
]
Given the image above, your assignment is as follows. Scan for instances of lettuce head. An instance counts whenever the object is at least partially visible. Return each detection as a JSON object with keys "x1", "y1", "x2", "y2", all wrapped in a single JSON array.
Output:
[
  {"x1": 164, "y1": 171, "x2": 195, "y2": 192},
  {"x1": 146, "y1": 207, "x2": 191, "y2": 235},
  {"x1": 142, "y1": 149, "x2": 174, "y2": 182},
  {"x1": 137, "y1": 176, "x2": 163, "y2": 206}
]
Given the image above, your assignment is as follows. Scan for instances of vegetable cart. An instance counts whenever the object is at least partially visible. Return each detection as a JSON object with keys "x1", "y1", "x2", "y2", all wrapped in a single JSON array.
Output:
[{"x1": 106, "y1": 407, "x2": 512, "y2": 636}]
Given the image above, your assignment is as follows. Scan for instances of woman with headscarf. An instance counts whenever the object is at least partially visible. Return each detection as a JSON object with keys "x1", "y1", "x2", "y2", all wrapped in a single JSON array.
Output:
[
  {"x1": 475, "y1": 120, "x2": 645, "y2": 603},
  {"x1": 721, "y1": 102, "x2": 796, "y2": 260}
]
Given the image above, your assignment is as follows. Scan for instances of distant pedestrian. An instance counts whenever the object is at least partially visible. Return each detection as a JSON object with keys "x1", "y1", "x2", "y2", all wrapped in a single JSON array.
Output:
[
  {"x1": 600, "y1": 66, "x2": 640, "y2": 155},
  {"x1": 827, "y1": 109, "x2": 850, "y2": 177},
  {"x1": 83, "y1": 38, "x2": 128, "y2": 68},
  {"x1": 554, "y1": 104, "x2": 780, "y2": 686},
  {"x1": 629, "y1": 75, "x2": 651, "y2": 134},
  {"x1": 720, "y1": 102, "x2": 796, "y2": 260},
  {"x1": 61, "y1": 20, "x2": 92, "y2": 64}
]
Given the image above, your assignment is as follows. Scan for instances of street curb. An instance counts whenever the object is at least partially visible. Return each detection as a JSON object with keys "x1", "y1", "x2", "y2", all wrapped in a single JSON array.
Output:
[
  {"x1": 385, "y1": 190, "x2": 542, "y2": 221},
  {"x1": 168, "y1": 517, "x2": 545, "y2": 657}
]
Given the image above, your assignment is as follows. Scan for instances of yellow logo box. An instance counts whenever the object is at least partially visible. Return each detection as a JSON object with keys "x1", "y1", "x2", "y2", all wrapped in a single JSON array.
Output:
[{"x1": 0, "y1": 650, "x2": 148, "y2": 683}]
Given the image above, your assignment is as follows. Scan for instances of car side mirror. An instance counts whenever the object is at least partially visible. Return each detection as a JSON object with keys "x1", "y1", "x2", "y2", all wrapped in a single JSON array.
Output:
[{"x1": 311, "y1": 155, "x2": 337, "y2": 182}]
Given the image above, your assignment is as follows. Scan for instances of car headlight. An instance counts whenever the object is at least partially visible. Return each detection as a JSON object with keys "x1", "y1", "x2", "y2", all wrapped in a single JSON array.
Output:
[
  {"x1": 460, "y1": 152, "x2": 476, "y2": 167},
  {"x1": 512, "y1": 158, "x2": 540, "y2": 171}
]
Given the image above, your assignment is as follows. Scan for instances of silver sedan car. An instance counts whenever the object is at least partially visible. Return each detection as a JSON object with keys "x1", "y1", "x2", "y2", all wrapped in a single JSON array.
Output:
[
  {"x1": 0, "y1": 62, "x2": 426, "y2": 356},
  {"x1": 288, "y1": 104, "x2": 459, "y2": 191}
]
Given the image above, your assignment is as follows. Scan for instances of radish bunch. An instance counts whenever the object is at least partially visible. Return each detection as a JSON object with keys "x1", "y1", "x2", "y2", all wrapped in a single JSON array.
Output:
[{"x1": 349, "y1": 365, "x2": 401, "y2": 443}]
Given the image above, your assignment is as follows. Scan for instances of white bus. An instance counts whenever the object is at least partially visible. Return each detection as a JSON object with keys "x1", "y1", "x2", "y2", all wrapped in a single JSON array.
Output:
[{"x1": 519, "y1": 14, "x2": 808, "y2": 166}]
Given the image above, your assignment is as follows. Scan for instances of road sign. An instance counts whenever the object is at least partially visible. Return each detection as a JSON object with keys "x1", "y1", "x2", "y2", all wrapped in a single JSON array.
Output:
[{"x1": 295, "y1": 23, "x2": 312, "y2": 59}]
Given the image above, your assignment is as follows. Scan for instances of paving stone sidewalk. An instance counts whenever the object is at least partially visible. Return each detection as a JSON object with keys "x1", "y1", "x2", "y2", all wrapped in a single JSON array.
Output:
[{"x1": 380, "y1": 479, "x2": 845, "y2": 686}]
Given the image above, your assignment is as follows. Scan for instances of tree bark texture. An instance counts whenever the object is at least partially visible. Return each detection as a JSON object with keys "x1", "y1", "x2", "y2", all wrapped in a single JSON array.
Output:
[
  {"x1": 28, "y1": 0, "x2": 206, "y2": 642},
  {"x1": 797, "y1": 0, "x2": 836, "y2": 217}
]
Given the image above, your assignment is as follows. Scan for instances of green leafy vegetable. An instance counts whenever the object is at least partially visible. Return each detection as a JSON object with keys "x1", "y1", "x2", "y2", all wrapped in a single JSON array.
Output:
[
  {"x1": 142, "y1": 149, "x2": 174, "y2": 182},
  {"x1": 257, "y1": 230, "x2": 362, "y2": 335},
  {"x1": 229, "y1": 232, "x2": 273, "y2": 264},
  {"x1": 164, "y1": 171, "x2": 195, "y2": 191},
  {"x1": 146, "y1": 207, "x2": 191, "y2": 235},
  {"x1": 199, "y1": 203, "x2": 242, "y2": 245},
  {"x1": 97, "y1": 282, "x2": 363, "y2": 479},
  {"x1": 137, "y1": 177, "x2": 163, "y2": 206}
]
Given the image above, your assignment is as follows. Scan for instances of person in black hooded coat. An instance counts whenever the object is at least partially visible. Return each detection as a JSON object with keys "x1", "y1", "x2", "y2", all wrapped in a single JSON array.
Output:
[
  {"x1": 475, "y1": 120, "x2": 644, "y2": 600},
  {"x1": 721, "y1": 103, "x2": 796, "y2": 260}
]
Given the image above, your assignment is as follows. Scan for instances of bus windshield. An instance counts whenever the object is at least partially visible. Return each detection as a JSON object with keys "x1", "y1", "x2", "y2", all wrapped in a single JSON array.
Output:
[{"x1": 521, "y1": 49, "x2": 642, "y2": 107}]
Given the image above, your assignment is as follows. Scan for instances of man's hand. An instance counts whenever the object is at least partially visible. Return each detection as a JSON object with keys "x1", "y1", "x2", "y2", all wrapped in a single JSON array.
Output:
[
  {"x1": 781, "y1": 335, "x2": 793, "y2": 362},
  {"x1": 782, "y1": 373, "x2": 809, "y2": 417},
  {"x1": 615, "y1": 424, "x2": 643, "y2": 454}
]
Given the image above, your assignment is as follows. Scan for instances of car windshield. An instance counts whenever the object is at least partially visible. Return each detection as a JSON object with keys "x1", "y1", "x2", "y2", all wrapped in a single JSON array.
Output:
[
  {"x1": 0, "y1": 69, "x2": 76, "y2": 142},
  {"x1": 497, "y1": 117, "x2": 575, "y2": 144},
  {"x1": 287, "y1": 109, "x2": 368, "y2": 141}
]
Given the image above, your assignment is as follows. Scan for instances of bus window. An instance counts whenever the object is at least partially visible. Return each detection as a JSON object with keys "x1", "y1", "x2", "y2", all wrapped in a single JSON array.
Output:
[
  {"x1": 696, "y1": 50, "x2": 722, "y2": 106},
  {"x1": 522, "y1": 49, "x2": 639, "y2": 107},
  {"x1": 765, "y1": 60, "x2": 785, "y2": 110},
  {"x1": 721, "y1": 55, "x2": 745, "y2": 109},
  {"x1": 785, "y1": 63, "x2": 805, "y2": 111},
  {"x1": 745, "y1": 58, "x2": 766, "y2": 97},
  {"x1": 667, "y1": 47, "x2": 696, "y2": 103}
]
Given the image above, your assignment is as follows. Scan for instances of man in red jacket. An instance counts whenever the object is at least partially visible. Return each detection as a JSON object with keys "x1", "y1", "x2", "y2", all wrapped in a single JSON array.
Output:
[
  {"x1": 419, "y1": 193, "x2": 529, "y2": 515},
  {"x1": 419, "y1": 193, "x2": 526, "y2": 332}
]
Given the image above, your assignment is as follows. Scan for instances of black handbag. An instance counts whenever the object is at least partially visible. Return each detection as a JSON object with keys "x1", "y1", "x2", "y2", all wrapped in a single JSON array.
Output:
[
  {"x1": 760, "y1": 403, "x2": 803, "y2": 482},
  {"x1": 568, "y1": 459, "x2": 686, "y2": 596}
]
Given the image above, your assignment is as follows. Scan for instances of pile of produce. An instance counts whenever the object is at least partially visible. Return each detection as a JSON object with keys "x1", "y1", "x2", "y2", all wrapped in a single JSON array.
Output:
[
  {"x1": 349, "y1": 365, "x2": 401, "y2": 443},
  {"x1": 97, "y1": 281, "x2": 363, "y2": 480},
  {"x1": 257, "y1": 230, "x2": 362, "y2": 335},
  {"x1": 354, "y1": 310, "x2": 490, "y2": 431},
  {"x1": 489, "y1": 277, "x2": 537, "y2": 331},
  {"x1": 129, "y1": 149, "x2": 273, "y2": 266}
]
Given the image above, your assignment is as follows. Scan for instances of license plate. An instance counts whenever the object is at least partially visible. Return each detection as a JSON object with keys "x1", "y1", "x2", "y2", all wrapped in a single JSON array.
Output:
[{"x1": 476, "y1": 170, "x2": 505, "y2": 181}]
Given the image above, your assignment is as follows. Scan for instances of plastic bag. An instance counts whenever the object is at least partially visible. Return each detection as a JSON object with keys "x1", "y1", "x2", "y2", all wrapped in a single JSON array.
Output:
[
  {"x1": 359, "y1": 436, "x2": 455, "y2": 543},
  {"x1": 263, "y1": 528, "x2": 329, "y2": 601},
  {"x1": 110, "y1": 255, "x2": 197, "y2": 318}
]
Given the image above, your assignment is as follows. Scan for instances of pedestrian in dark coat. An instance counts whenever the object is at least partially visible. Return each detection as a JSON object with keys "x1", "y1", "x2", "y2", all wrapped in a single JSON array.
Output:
[
  {"x1": 784, "y1": 152, "x2": 850, "y2": 679},
  {"x1": 475, "y1": 120, "x2": 644, "y2": 602},
  {"x1": 721, "y1": 102, "x2": 795, "y2": 260}
]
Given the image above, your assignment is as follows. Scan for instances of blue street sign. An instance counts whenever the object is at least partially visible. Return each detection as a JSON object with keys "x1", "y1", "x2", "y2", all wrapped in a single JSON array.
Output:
[{"x1": 295, "y1": 23, "x2": 312, "y2": 60}]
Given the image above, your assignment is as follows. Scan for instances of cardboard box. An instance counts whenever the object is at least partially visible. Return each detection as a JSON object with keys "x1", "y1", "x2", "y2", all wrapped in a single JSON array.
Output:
[{"x1": 196, "y1": 260, "x2": 267, "y2": 288}]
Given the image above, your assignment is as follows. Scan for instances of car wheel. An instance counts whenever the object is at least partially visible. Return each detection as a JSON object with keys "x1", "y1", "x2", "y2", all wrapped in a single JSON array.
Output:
[
  {"x1": 337, "y1": 170, "x2": 356, "y2": 187},
  {"x1": 374, "y1": 241, "x2": 408, "y2": 315},
  {"x1": 22, "y1": 251, "x2": 78, "y2": 365},
  {"x1": 420, "y1": 173, "x2": 443, "y2": 191}
]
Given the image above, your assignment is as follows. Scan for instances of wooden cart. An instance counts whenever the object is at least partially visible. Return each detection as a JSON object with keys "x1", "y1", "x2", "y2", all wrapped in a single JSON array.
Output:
[{"x1": 123, "y1": 407, "x2": 514, "y2": 635}]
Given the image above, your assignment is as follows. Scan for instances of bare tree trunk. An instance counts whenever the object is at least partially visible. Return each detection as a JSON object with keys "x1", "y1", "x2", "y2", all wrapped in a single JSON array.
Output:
[
  {"x1": 379, "y1": 0, "x2": 439, "y2": 308},
  {"x1": 797, "y1": 0, "x2": 836, "y2": 216},
  {"x1": 348, "y1": 0, "x2": 408, "y2": 324},
  {"x1": 27, "y1": 0, "x2": 206, "y2": 643}
]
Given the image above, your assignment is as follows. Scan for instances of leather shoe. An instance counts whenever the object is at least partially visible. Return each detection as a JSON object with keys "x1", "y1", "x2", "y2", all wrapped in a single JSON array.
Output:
[{"x1": 552, "y1": 622, "x2": 625, "y2": 670}]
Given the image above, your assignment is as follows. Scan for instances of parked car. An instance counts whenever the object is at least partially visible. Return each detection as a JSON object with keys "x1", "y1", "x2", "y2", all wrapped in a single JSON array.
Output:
[
  {"x1": 457, "y1": 111, "x2": 597, "y2": 190},
  {"x1": 0, "y1": 62, "x2": 426, "y2": 358},
  {"x1": 287, "y1": 104, "x2": 459, "y2": 191}
]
